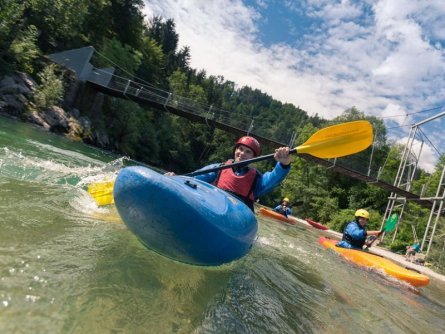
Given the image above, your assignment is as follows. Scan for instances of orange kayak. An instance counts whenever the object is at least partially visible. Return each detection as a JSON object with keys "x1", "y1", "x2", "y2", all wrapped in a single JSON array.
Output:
[
  {"x1": 305, "y1": 218, "x2": 329, "y2": 230},
  {"x1": 258, "y1": 208, "x2": 296, "y2": 225},
  {"x1": 319, "y1": 237, "x2": 429, "y2": 287}
]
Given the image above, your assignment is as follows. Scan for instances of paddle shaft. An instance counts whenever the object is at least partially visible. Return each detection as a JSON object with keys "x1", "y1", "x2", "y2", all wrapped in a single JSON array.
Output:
[
  {"x1": 185, "y1": 148, "x2": 296, "y2": 177},
  {"x1": 364, "y1": 231, "x2": 383, "y2": 249}
]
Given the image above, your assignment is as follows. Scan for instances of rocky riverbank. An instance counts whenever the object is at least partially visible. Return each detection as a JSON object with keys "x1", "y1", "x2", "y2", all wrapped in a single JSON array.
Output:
[{"x1": 0, "y1": 71, "x2": 94, "y2": 142}]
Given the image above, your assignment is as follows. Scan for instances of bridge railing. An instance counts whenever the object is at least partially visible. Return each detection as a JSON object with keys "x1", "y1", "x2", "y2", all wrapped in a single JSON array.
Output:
[{"x1": 88, "y1": 67, "x2": 276, "y2": 137}]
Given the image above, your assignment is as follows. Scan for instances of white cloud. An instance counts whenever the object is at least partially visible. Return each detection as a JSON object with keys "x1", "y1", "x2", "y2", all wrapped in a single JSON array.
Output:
[{"x1": 381, "y1": 104, "x2": 409, "y2": 126}]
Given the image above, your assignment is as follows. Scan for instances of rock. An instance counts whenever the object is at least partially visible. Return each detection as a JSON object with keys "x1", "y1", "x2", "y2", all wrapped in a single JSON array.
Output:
[
  {"x1": 26, "y1": 111, "x2": 51, "y2": 130},
  {"x1": 0, "y1": 71, "x2": 99, "y2": 144},
  {"x1": 0, "y1": 84, "x2": 31, "y2": 96},
  {"x1": 0, "y1": 94, "x2": 27, "y2": 116},
  {"x1": 15, "y1": 72, "x2": 37, "y2": 91},
  {"x1": 40, "y1": 106, "x2": 69, "y2": 132}
]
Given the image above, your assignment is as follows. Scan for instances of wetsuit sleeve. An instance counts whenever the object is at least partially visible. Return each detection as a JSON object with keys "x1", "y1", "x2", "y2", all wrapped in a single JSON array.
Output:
[
  {"x1": 253, "y1": 162, "x2": 291, "y2": 198},
  {"x1": 192, "y1": 163, "x2": 220, "y2": 183}
]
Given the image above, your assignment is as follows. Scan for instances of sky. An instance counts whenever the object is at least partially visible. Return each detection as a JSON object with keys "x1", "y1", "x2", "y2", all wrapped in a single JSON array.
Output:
[{"x1": 143, "y1": 0, "x2": 445, "y2": 173}]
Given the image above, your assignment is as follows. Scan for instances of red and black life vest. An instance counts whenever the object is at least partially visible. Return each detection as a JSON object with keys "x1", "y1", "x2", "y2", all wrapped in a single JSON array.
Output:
[{"x1": 213, "y1": 160, "x2": 259, "y2": 211}]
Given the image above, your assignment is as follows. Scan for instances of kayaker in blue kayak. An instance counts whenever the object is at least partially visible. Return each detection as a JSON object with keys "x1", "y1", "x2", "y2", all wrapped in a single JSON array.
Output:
[
  {"x1": 273, "y1": 197, "x2": 292, "y2": 217},
  {"x1": 336, "y1": 209, "x2": 382, "y2": 249},
  {"x1": 166, "y1": 136, "x2": 291, "y2": 211}
]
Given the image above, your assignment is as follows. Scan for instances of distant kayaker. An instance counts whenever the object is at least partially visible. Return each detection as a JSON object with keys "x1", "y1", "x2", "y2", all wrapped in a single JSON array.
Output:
[
  {"x1": 336, "y1": 209, "x2": 382, "y2": 249},
  {"x1": 165, "y1": 136, "x2": 291, "y2": 211},
  {"x1": 274, "y1": 197, "x2": 292, "y2": 217}
]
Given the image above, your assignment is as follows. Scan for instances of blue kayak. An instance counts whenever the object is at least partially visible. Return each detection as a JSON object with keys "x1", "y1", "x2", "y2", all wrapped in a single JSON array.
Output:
[{"x1": 113, "y1": 166, "x2": 258, "y2": 266}]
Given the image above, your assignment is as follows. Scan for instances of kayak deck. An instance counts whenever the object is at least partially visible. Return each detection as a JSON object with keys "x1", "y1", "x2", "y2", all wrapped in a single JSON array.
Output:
[
  {"x1": 319, "y1": 237, "x2": 430, "y2": 287},
  {"x1": 114, "y1": 166, "x2": 257, "y2": 266}
]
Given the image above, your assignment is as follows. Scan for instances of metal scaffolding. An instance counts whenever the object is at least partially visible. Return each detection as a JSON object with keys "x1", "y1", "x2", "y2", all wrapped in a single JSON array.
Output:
[{"x1": 382, "y1": 111, "x2": 445, "y2": 256}]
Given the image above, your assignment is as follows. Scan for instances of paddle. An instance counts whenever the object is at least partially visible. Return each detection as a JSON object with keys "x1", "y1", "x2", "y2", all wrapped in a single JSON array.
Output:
[
  {"x1": 186, "y1": 120, "x2": 372, "y2": 176},
  {"x1": 87, "y1": 180, "x2": 115, "y2": 206},
  {"x1": 87, "y1": 120, "x2": 373, "y2": 206},
  {"x1": 364, "y1": 213, "x2": 398, "y2": 249}
]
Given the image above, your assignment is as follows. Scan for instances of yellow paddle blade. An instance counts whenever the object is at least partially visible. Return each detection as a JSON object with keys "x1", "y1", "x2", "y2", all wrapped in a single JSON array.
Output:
[
  {"x1": 87, "y1": 181, "x2": 115, "y2": 206},
  {"x1": 296, "y1": 120, "x2": 373, "y2": 158}
]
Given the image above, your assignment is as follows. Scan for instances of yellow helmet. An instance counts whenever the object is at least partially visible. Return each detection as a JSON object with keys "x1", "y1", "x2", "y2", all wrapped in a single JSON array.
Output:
[
  {"x1": 355, "y1": 209, "x2": 369, "y2": 219},
  {"x1": 283, "y1": 197, "x2": 290, "y2": 203}
]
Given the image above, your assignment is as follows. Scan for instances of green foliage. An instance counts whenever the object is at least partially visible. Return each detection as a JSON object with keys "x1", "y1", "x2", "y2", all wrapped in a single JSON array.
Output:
[
  {"x1": 145, "y1": 16, "x2": 192, "y2": 82},
  {"x1": 426, "y1": 238, "x2": 445, "y2": 274},
  {"x1": 147, "y1": 16, "x2": 179, "y2": 55},
  {"x1": 95, "y1": 38, "x2": 143, "y2": 76},
  {"x1": 110, "y1": 0, "x2": 145, "y2": 49},
  {"x1": 34, "y1": 64, "x2": 64, "y2": 109},
  {"x1": 0, "y1": 0, "x2": 25, "y2": 72},
  {"x1": 311, "y1": 195, "x2": 339, "y2": 223},
  {"x1": 9, "y1": 25, "x2": 40, "y2": 73},
  {"x1": 27, "y1": 0, "x2": 89, "y2": 51},
  {"x1": 81, "y1": 1, "x2": 112, "y2": 46},
  {"x1": 0, "y1": 1, "x2": 24, "y2": 42},
  {"x1": 101, "y1": 99, "x2": 159, "y2": 159},
  {"x1": 327, "y1": 209, "x2": 356, "y2": 232},
  {"x1": 136, "y1": 37, "x2": 164, "y2": 84},
  {"x1": 387, "y1": 240, "x2": 407, "y2": 253}
]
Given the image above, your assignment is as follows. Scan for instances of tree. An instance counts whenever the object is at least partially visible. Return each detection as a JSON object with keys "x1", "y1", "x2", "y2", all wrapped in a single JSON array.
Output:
[
  {"x1": 34, "y1": 63, "x2": 64, "y2": 109},
  {"x1": 26, "y1": 0, "x2": 89, "y2": 51},
  {"x1": 0, "y1": 0, "x2": 25, "y2": 72},
  {"x1": 94, "y1": 38, "x2": 142, "y2": 77},
  {"x1": 109, "y1": 0, "x2": 145, "y2": 49},
  {"x1": 9, "y1": 25, "x2": 40, "y2": 73},
  {"x1": 136, "y1": 36, "x2": 164, "y2": 84},
  {"x1": 146, "y1": 16, "x2": 178, "y2": 55}
]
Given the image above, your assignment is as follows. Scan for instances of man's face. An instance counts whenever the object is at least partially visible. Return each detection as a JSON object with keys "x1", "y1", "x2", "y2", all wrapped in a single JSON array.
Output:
[
  {"x1": 358, "y1": 216, "x2": 368, "y2": 227},
  {"x1": 234, "y1": 145, "x2": 255, "y2": 162}
]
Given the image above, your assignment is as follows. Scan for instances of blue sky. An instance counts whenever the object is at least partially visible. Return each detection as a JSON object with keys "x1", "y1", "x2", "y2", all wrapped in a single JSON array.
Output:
[{"x1": 143, "y1": 0, "x2": 445, "y2": 172}]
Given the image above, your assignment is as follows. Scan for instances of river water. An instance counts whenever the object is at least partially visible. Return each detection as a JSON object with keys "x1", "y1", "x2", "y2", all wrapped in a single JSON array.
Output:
[{"x1": 1, "y1": 116, "x2": 444, "y2": 333}]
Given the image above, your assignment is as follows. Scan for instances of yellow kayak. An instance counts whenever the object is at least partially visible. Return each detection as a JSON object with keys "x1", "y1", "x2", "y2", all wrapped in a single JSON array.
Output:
[{"x1": 319, "y1": 237, "x2": 430, "y2": 287}]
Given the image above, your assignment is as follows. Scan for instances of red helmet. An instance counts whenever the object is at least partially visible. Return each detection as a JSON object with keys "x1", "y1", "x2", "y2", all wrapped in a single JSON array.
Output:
[{"x1": 235, "y1": 136, "x2": 261, "y2": 157}]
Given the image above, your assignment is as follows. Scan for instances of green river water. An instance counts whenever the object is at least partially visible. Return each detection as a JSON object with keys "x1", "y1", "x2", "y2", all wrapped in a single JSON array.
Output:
[{"x1": 1, "y1": 116, "x2": 445, "y2": 333}]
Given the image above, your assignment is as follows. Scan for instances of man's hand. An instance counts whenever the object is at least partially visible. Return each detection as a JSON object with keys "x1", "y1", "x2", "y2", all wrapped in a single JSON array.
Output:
[{"x1": 274, "y1": 147, "x2": 291, "y2": 166}]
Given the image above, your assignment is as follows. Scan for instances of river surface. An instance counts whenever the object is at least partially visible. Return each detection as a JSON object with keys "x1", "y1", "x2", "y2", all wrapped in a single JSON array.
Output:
[{"x1": 1, "y1": 116, "x2": 445, "y2": 333}]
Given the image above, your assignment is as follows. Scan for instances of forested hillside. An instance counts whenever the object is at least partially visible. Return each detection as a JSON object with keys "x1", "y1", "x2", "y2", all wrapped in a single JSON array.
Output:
[{"x1": 1, "y1": 0, "x2": 444, "y2": 271}]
